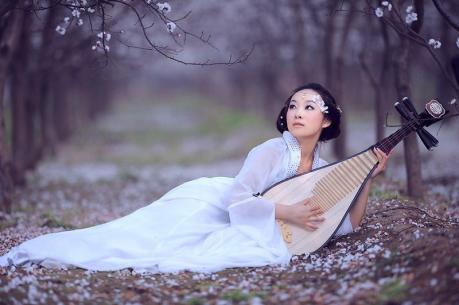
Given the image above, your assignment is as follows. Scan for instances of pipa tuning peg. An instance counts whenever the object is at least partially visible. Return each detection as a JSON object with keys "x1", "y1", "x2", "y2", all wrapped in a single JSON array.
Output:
[
  {"x1": 394, "y1": 101, "x2": 413, "y2": 121},
  {"x1": 417, "y1": 128, "x2": 439, "y2": 150},
  {"x1": 402, "y1": 97, "x2": 418, "y2": 117}
]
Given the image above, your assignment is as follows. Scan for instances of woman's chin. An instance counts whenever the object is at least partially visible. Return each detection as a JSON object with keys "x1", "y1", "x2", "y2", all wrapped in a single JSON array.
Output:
[{"x1": 290, "y1": 130, "x2": 318, "y2": 139}]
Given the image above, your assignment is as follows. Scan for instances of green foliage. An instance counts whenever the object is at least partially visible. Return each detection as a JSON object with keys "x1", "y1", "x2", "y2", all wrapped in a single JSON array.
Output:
[
  {"x1": 222, "y1": 289, "x2": 250, "y2": 302},
  {"x1": 40, "y1": 212, "x2": 76, "y2": 229},
  {"x1": 371, "y1": 189, "x2": 408, "y2": 201},
  {"x1": 185, "y1": 297, "x2": 207, "y2": 305},
  {"x1": 0, "y1": 219, "x2": 17, "y2": 230},
  {"x1": 376, "y1": 278, "x2": 410, "y2": 304},
  {"x1": 221, "y1": 289, "x2": 266, "y2": 303},
  {"x1": 117, "y1": 169, "x2": 139, "y2": 183},
  {"x1": 449, "y1": 255, "x2": 459, "y2": 268}
]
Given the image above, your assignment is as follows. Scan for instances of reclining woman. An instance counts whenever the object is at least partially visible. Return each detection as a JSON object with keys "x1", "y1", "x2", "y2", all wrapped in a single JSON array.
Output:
[{"x1": 0, "y1": 83, "x2": 390, "y2": 274}]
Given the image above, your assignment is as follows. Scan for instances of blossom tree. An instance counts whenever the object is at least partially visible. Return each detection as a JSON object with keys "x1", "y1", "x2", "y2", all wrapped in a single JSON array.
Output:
[
  {"x1": 0, "y1": 0, "x2": 253, "y2": 212},
  {"x1": 338, "y1": 0, "x2": 459, "y2": 198}
]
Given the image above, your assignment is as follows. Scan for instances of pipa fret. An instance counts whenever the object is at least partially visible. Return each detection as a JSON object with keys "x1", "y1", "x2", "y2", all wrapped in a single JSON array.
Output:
[{"x1": 311, "y1": 154, "x2": 376, "y2": 212}]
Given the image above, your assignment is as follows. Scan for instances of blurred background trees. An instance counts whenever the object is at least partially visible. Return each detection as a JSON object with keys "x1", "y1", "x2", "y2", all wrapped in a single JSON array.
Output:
[{"x1": 1, "y1": 0, "x2": 458, "y2": 212}]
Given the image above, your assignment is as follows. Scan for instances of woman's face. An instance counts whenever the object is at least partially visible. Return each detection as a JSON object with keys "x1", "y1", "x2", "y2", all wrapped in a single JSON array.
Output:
[{"x1": 286, "y1": 89, "x2": 331, "y2": 140}]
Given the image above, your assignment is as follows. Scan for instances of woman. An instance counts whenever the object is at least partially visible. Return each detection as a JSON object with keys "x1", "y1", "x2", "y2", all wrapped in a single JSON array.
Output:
[{"x1": 0, "y1": 83, "x2": 390, "y2": 274}]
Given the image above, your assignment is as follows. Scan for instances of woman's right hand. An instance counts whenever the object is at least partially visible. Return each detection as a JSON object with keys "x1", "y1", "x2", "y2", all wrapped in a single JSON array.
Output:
[{"x1": 286, "y1": 198, "x2": 325, "y2": 231}]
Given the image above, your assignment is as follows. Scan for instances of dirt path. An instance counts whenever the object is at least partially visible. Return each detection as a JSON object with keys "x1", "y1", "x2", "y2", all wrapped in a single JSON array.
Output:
[{"x1": 1, "y1": 90, "x2": 458, "y2": 305}]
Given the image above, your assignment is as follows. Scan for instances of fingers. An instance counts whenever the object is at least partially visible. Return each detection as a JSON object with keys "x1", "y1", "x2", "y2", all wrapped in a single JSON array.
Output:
[
  {"x1": 305, "y1": 221, "x2": 324, "y2": 230},
  {"x1": 307, "y1": 205, "x2": 324, "y2": 216},
  {"x1": 310, "y1": 216, "x2": 325, "y2": 222},
  {"x1": 304, "y1": 215, "x2": 325, "y2": 231},
  {"x1": 373, "y1": 147, "x2": 387, "y2": 159},
  {"x1": 371, "y1": 147, "x2": 390, "y2": 178},
  {"x1": 302, "y1": 198, "x2": 313, "y2": 205}
]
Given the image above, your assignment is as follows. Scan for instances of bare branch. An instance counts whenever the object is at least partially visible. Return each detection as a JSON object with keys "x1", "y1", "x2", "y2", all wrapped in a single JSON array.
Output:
[
  {"x1": 432, "y1": 0, "x2": 459, "y2": 32},
  {"x1": 112, "y1": 0, "x2": 252, "y2": 66}
]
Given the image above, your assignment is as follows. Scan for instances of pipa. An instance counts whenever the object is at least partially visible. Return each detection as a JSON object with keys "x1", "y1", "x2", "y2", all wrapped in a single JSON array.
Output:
[{"x1": 258, "y1": 98, "x2": 450, "y2": 255}]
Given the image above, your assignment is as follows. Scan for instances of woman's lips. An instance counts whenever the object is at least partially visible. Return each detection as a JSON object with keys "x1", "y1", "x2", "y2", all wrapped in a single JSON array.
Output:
[{"x1": 293, "y1": 123, "x2": 304, "y2": 127}]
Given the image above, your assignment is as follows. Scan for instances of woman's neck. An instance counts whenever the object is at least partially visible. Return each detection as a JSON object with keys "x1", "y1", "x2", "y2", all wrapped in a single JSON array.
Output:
[{"x1": 295, "y1": 135, "x2": 319, "y2": 163}]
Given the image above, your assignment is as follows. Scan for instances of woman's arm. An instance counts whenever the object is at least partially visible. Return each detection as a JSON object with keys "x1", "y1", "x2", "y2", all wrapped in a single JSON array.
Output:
[
  {"x1": 349, "y1": 147, "x2": 392, "y2": 229},
  {"x1": 349, "y1": 177, "x2": 372, "y2": 229},
  {"x1": 275, "y1": 203, "x2": 290, "y2": 221}
]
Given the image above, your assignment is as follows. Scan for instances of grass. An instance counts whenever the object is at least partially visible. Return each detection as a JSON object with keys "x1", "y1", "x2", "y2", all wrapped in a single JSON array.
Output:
[
  {"x1": 185, "y1": 297, "x2": 207, "y2": 305},
  {"x1": 449, "y1": 256, "x2": 459, "y2": 268},
  {"x1": 64, "y1": 94, "x2": 272, "y2": 167},
  {"x1": 221, "y1": 289, "x2": 266, "y2": 303},
  {"x1": 39, "y1": 212, "x2": 77, "y2": 230},
  {"x1": 376, "y1": 278, "x2": 410, "y2": 305},
  {"x1": 371, "y1": 189, "x2": 408, "y2": 201}
]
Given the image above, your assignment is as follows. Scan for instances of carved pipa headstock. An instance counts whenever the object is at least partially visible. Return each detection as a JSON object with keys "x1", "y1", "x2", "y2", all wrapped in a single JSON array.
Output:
[{"x1": 374, "y1": 98, "x2": 449, "y2": 154}]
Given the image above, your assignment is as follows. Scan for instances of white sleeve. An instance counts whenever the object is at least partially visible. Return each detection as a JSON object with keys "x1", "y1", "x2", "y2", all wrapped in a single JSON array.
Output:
[
  {"x1": 318, "y1": 158, "x2": 354, "y2": 238},
  {"x1": 223, "y1": 142, "x2": 287, "y2": 252}
]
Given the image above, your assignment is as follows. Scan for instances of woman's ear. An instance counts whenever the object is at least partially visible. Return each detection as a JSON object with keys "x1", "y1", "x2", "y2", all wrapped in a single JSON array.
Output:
[{"x1": 322, "y1": 118, "x2": 331, "y2": 128}]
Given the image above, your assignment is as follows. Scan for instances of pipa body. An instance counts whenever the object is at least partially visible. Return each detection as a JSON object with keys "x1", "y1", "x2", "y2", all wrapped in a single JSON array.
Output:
[
  {"x1": 259, "y1": 98, "x2": 448, "y2": 255},
  {"x1": 260, "y1": 149, "x2": 378, "y2": 255}
]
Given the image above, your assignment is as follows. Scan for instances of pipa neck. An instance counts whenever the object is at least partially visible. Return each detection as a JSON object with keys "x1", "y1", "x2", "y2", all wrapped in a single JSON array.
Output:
[{"x1": 374, "y1": 122, "x2": 415, "y2": 154}]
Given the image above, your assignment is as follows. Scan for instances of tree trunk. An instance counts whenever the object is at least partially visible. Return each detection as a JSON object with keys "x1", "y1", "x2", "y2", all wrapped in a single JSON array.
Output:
[
  {"x1": 290, "y1": 0, "x2": 308, "y2": 82},
  {"x1": 11, "y1": 10, "x2": 32, "y2": 185},
  {"x1": 394, "y1": 37, "x2": 424, "y2": 199},
  {"x1": 36, "y1": 7, "x2": 58, "y2": 158},
  {"x1": 332, "y1": 3, "x2": 354, "y2": 160},
  {"x1": 0, "y1": 5, "x2": 23, "y2": 212}
]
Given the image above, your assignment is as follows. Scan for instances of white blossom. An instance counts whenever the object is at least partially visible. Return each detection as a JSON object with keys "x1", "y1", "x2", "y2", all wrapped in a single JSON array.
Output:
[
  {"x1": 381, "y1": 1, "x2": 392, "y2": 11},
  {"x1": 428, "y1": 38, "x2": 441, "y2": 49},
  {"x1": 91, "y1": 39, "x2": 110, "y2": 52},
  {"x1": 406, "y1": 5, "x2": 413, "y2": 13},
  {"x1": 55, "y1": 25, "x2": 66, "y2": 35},
  {"x1": 157, "y1": 2, "x2": 171, "y2": 14},
  {"x1": 97, "y1": 31, "x2": 111, "y2": 41},
  {"x1": 456, "y1": 37, "x2": 459, "y2": 48},
  {"x1": 77, "y1": 18, "x2": 83, "y2": 26},
  {"x1": 375, "y1": 7, "x2": 384, "y2": 18},
  {"x1": 87, "y1": 7, "x2": 95, "y2": 13},
  {"x1": 405, "y1": 12, "x2": 417, "y2": 24},
  {"x1": 91, "y1": 40, "x2": 102, "y2": 50},
  {"x1": 71, "y1": 9, "x2": 80, "y2": 18},
  {"x1": 166, "y1": 21, "x2": 176, "y2": 33},
  {"x1": 64, "y1": 16, "x2": 70, "y2": 23}
]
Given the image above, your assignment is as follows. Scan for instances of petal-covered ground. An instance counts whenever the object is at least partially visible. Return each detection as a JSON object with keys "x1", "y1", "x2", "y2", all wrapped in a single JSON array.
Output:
[{"x1": 1, "y1": 90, "x2": 458, "y2": 304}]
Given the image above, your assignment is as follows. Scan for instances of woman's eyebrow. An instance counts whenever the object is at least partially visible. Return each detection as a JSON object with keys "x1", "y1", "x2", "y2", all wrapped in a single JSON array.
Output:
[{"x1": 290, "y1": 99, "x2": 315, "y2": 104}]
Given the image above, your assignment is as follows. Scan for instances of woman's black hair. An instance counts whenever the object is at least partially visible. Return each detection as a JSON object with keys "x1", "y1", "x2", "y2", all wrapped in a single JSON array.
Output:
[{"x1": 276, "y1": 83, "x2": 341, "y2": 142}]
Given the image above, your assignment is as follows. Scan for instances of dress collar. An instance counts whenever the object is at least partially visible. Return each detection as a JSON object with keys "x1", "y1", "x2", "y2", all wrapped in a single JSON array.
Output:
[{"x1": 282, "y1": 130, "x2": 321, "y2": 177}]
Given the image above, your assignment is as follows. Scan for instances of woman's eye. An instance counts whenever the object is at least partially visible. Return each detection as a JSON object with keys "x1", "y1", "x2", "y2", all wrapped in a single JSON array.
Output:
[
  {"x1": 288, "y1": 105, "x2": 295, "y2": 109},
  {"x1": 306, "y1": 105, "x2": 314, "y2": 110}
]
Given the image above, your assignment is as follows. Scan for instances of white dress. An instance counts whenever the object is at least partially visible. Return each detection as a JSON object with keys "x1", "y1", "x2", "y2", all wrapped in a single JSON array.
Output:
[{"x1": 0, "y1": 131, "x2": 353, "y2": 273}]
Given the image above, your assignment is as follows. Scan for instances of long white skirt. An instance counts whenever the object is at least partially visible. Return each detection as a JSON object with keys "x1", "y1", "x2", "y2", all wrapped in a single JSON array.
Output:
[{"x1": 0, "y1": 177, "x2": 352, "y2": 273}]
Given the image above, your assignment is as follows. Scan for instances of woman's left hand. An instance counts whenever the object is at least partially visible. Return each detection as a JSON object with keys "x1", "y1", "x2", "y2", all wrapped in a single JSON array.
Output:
[{"x1": 371, "y1": 147, "x2": 393, "y2": 178}]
